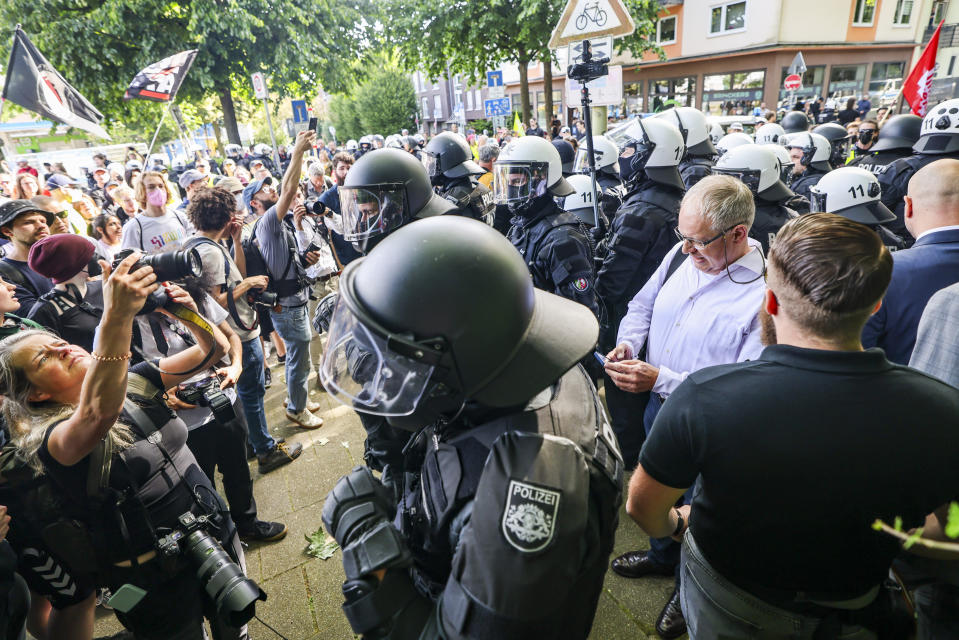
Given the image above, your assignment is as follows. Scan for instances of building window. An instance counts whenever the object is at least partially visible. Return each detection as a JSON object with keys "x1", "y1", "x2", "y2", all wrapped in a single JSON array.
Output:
[
  {"x1": 466, "y1": 90, "x2": 473, "y2": 111},
  {"x1": 950, "y1": 56, "x2": 957, "y2": 77},
  {"x1": 702, "y1": 69, "x2": 765, "y2": 115},
  {"x1": 710, "y1": 1, "x2": 746, "y2": 34},
  {"x1": 853, "y1": 0, "x2": 876, "y2": 25},
  {"x1": 932, "y1": 0, "x2": 949, "y2": 25},
  {"x1": 893, "y1": 0, "x2": 913, "y2": 24},
  {"x1": 422, "y1": 97, "x2": 429, "y2": 118},
  {"x1": 434, "y1": 95, "x2": 443, "y2": 118},
  {"x1": 475, "y1": 90, "x2": 483, "y2": 109},
  {"x1": 648, "y1": 76, "x2": 696, "y2": 112},
  {"x1": 828, "y1": 64, "x2": 867, "y2": 99},
  {"x1": 868, "y1": 62, "x2": 906, "y2": 97},
  {"x1": 657, "y1": 16, "x2": 677, "y2": 44}
]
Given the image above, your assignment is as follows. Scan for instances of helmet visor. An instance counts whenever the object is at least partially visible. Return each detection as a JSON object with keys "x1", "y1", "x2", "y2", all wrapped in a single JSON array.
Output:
[
  {"x1": 572, "y1": 147, "x2": 609, "y2": 174},
  {"x1": 339, "y1": 185, "x2": 408, "y2": 242},
  {"x1": 712, "y1": 167, "x2": 762, "y2": 194},
  {"x1": 320, "y1": 296, "x2": 435, "y2": 416},
  {"x1": 492, "y1": 161, "x2": 550, "y2": 204},
  {"x1": 421, "y1": 152, "x2": 440, "y2": 178}
]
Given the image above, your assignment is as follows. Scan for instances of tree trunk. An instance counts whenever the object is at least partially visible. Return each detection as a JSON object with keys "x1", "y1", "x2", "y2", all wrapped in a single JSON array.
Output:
[
  {"x1": 219, "y1": 85, "x2": 242, "y2": 145},
  {"x1": 542, "y1": 52, "x2": 554, "y2": 136},
  {"x1": 518, "y1": 55, "x2": 531, "y2": 126}
]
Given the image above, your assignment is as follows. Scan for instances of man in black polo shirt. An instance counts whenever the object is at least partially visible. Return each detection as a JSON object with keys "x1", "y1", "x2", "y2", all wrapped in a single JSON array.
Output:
[{"x1": 627, "y1": 213, "x2": 959, "y2": 638}]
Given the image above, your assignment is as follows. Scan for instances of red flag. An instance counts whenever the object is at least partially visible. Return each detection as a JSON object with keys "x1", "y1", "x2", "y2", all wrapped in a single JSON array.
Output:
[{"x1": 902, "y1": 20, "x2": 944, "y2": 117}]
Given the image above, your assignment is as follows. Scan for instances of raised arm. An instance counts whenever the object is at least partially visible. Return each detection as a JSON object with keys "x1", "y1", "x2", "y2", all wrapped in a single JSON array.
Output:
[{"x1": 274, "y1": 131, "x2": 315, "y2": 222}]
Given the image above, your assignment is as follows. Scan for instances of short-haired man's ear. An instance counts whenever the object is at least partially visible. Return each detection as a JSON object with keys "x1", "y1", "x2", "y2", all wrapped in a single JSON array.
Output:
[
  {"x1": 903, "y1": 195, "x2": 913, "y2": 220},
  {"x1": 0, "y1": 226, "x2": 12, "y2": 241},
  {"x1": 764, "y1": 288, "x2": 779, "y2": 316}
]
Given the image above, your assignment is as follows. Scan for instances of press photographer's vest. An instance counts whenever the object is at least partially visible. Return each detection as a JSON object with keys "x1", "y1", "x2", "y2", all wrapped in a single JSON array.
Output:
[{"x1": 243, "y1": 216, "x2": 308, "y2": 299}]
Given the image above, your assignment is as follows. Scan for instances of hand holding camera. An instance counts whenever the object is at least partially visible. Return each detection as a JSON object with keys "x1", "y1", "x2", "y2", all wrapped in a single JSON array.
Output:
[{"x1": 100, "y1": 251, "x2": 160, "y2": 320}]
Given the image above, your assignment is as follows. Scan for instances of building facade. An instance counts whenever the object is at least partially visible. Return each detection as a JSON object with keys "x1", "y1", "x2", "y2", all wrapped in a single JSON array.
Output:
[
  {"x1": 515, "y1": 0, "x2": 938, "y2": 125},
  {"x1": 412, "y1": 71, "x2": 490, "y2": 134}
]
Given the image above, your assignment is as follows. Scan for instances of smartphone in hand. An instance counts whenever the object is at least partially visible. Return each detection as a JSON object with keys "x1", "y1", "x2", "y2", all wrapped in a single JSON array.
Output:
[
  {"x1": 308, "y1": 117, "x2": 318, "y2": 133},
  {"x1": 594, "y1": 351, "x2": 609, "y2": 366}
]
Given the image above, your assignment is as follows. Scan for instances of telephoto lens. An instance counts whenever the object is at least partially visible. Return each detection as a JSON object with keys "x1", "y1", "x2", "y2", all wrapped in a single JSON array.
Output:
[
  {"x1": 183, "y1": 528, "x2": 266, "y2": 626},
  {"x1": 113, "y1": 248, "x2": 203, "y2": 282}
]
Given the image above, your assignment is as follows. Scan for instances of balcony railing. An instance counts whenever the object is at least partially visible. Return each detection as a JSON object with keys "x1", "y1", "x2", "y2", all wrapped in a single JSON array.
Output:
[{"x1": 924, "y1": 22, "x2": 959, "y2": 46}]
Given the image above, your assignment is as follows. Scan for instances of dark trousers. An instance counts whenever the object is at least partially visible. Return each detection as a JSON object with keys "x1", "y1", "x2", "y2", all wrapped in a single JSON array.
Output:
[
  {"x1": 604, "y1": 378, "x2": 648, "y2": 470},
  {"x1": 186, "y1": 405, "x2": 258, "y2": 530}
]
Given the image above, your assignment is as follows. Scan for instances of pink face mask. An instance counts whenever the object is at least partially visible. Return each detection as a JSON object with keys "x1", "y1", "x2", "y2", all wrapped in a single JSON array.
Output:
[{"x1": 146, "y1": 188, "x2": 166, "y2": 207}]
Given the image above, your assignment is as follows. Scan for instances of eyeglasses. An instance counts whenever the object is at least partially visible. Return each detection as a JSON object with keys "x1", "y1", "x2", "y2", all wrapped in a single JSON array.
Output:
[
  {"x1": 674, "y1": 225, "x2": 738, "y2": 250},
  {"x1": 54, "y1": 210, "x2": 69, "y2": 219}
]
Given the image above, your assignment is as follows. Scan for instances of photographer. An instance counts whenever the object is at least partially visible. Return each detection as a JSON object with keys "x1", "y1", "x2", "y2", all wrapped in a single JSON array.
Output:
[
  {"x1": 247, "y1": 131, "x2": 324, "y2": 429},
  {"x1": 185, "y1": 187, "x2": 304, "y2": 475},
  {"x1": 0, "y1": 252, "x2": 262, "y2": 639}
]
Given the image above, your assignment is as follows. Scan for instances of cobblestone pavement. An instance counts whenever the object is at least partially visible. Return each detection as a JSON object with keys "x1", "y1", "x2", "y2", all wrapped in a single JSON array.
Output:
[{"x1": 92, "y1": 341, "x2": 681, "y2": 640}]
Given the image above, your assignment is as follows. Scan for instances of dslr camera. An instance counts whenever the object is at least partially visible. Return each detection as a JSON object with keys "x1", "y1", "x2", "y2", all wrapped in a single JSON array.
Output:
[
  {"x1": 304, "y1": 198, "x2": 332, "y2": 217},
  {"x1": 568, "y1": 40, "x2": 609, "y2": 85},
  {"x1": 175, "y1": 376, "x2": 236, "y2": 424},
  {"x1": 112, "y1": 248, "x2": 203, "y2": 314},
  {"x1": 156, "y1": 511, "x2": 265, "y2": 626},
  {"x1": 247, "y1": 288, "x2": 278, "y2": 308}
]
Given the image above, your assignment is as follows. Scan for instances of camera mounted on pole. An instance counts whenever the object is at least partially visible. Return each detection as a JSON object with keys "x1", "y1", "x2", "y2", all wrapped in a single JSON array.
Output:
[{"x1": 568, "y1": 39, "x2": 609, "y2": 235}]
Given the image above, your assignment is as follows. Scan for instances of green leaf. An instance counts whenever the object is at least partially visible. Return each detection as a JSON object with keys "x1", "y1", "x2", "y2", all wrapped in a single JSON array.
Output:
[
  {"x1": 304, "y1": 527, "x2": 339, "y2": 560},
  {"x1": 903, "y1": 527, "x2": 924, "y2": 549},
  {"x1": 946, "y1": 502, "x2": 959, "y2": 539},
  {"x1": 893, "y1": 516, "x2": 903, "y2": 532}
]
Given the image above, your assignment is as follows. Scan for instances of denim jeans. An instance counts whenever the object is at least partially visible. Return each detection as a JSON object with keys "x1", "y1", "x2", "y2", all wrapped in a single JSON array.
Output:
[
  {"x1": 680, "y1": 530, "x2": 876, "y2": 640},
  {"x1": 236, "y1": 337, "x2": 275, "y2": 456},
  {"x1": 643, "y1": 393, "x2": 684, "y2": 568},
  {"x1": 271, "y1": 304, "x2": 313, "y2": 414}
]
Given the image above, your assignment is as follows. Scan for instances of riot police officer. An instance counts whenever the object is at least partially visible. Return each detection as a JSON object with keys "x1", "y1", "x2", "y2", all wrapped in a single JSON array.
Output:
[
  {"x1": 813, "y1": 122, "x2": 851, "y2": 168},
  {"x1": 595, "y1": 117, "x2": 685, "y2": 467},
  {"x1": 878, "y1": 99, "x2": 959, "y2": 243},
  {"x1": 781, "y1": 110, "x2": 810, "y2": 134},
  {"x1": 715, "y1": 132, "x2": 753, "y2": 158},
  {"x1": 755, "y1": 122, "x2": 787, "y2": 145},
  {"x1": 849, "y1": 114, "x2": 920, "y2": 177},
  {"x1": 571, "y1": 135, "x2": 623, "y2": 235},
  {"x1": 251, "y1": 143, "x2": 276, "y2": 174},
  {"x1": 560, "y1": 173, "x2": 607, "y2": 256},
  {"x1": 421, "y1": 132, "x2": 495, "y2": 225},
  {"x1": 786, "y1": 132, "x2": 832, "y2": 201},
  {"x1": 495, "y1": 136, "x2": 598, "y2": 316},
  {"x1": 809, "y1": 166, "x2": 905, "y2": 251},
  {"x1": 225, "y1": 143, "x2": 246, "y2": 169},
  {"x1": 319, "y1": 216, "x2": 622, "y2": 640},
  {"x1": 656, "y1": 107, "x2": 718, "y2": 189},
  {"x1": 713, "y1": 145, "x2": 804, "y2": 252}
]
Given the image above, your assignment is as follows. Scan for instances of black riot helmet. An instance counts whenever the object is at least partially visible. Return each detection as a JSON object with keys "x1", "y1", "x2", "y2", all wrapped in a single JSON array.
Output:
[
  {"x1": 871, "y1": 114, "x2": 922, "y2": 152},
  {"x1": 421, "y1": 132, "x2": 484, "y2": 183},
  {"x1": 781, "y1": 111, "x2": 811, "y2": 134},
  {"x1": 339, "y1": 148, "x2": 455, "y2": 254},
  {"x1": 319, "y1": 216, "x2": 598, "y2": 431},
  {"x1": 812, "y1": 122, "x2": 851, "y2": 167},
  {"x1": 551, "y1": 139, "x2": 575, "y2": 175}
]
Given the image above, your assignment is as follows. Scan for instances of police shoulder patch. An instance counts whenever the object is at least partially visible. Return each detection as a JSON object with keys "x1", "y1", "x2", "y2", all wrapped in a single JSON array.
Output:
[
  {"x1": 502, "y1": 479, "x2": 561, "y2": 553},
  {"x1": 573, "y1": 277, "x2": 589, "y2": 292}
]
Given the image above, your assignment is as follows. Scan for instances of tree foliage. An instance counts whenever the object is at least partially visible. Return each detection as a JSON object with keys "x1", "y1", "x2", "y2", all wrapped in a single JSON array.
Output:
[
  {"x1": 383, "y1": 0, "x2": 663, "y2": 122},
  {"x1": 327, "y1": 56, "x2": 417, "y2": 140},
  {"x1": 0, "y1": 0, "x2": 377, "y2": 141}
]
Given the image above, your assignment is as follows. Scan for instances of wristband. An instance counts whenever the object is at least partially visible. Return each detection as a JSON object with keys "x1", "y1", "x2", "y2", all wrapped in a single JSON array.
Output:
[
  {"x1": 671, "y1": 508, "x2": 685, "y2": 537},
  {"x1": 91, "y1": 351, "x2": 132, "y2": 362}
]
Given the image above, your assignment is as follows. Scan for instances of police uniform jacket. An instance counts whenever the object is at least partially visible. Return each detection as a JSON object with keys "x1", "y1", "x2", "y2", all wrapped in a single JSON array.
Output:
[
  {"x1": 752, "y1": 197, "x2": 800, "y2": 253},
  {"x1": 789, "y1": 168, "x2": 828, "y2": 202},
  {"x1": 438, "y1": 176, "x2": 495, "y2": 225},
  {"x1": 595, "y1": 177, "x2": 683, "y2": 348},
  {"x1": 508, "y1": 198, "x2": 598, "y2": 317},
  {"x1": 848, "y1": 148, "x2": 913, "y2": 178}
]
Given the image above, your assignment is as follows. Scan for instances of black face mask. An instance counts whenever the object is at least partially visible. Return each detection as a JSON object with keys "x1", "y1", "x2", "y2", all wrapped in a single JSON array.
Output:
[{"x1": 858, "y1": 130, "x2": 876, "y2": 145}]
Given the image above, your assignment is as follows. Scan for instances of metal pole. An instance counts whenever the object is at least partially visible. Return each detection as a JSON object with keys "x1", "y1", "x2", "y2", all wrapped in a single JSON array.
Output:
[
  {"x1": 145, "y1": 107, "x2": 170, "y2": 159},
  {"x1": 581, "y1": 81, "x2": 601, "y2": 229},
  {"x1": 262, "y1": 98, "x2": 281, "y2": 173}
]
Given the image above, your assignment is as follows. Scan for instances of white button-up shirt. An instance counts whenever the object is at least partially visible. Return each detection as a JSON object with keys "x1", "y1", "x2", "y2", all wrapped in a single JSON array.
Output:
[{"x1": 617, "y1": 238, "x2": 766, "y2": 397}]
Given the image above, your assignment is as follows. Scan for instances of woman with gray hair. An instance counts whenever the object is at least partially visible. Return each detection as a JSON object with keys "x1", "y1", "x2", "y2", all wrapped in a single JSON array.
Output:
[{"x1": 0, "y1": 251, "x2": 256, "y2": 639}]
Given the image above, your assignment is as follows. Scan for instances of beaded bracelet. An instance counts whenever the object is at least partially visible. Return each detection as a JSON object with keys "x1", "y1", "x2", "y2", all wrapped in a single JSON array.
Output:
[{"x1": 90, "y1": 352, "x2": 132, "y2": 362}]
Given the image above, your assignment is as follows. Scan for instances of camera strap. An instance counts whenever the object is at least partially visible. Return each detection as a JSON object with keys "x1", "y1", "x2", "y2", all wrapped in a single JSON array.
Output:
[
  {"x1": 133, "y1": 303, "x2": 218, "y2": 377},
  {"x1": 183, "y1": 237, "x2": 258, "y2": 332}
]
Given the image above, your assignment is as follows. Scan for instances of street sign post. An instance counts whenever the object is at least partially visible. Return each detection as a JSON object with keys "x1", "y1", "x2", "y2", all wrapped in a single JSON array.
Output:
[
  {"x1": 784, "y1": 74, "x2": 803, "y2": 91},
  {"x1": 487, "y1": 70, "x2": 504, "y2": 88},
  {"x1": 250, "y1": 73, "x2": 281, "y2": 171},
  {"x1": 484, "y1": 97, "x2": 512, "y2": 118},
  {"x1": 569, "y1": 37, "x2": 612, "y2": 65},
  {"x1": 291, "y1": 99, "x2": 308, "y2": 123},
  {"x1": 566, "y1": 65, "x2": 623, "y2": 106},
  {"x1": 489, "y1": 85, "x2": 505, "y2": 99},
  {"x1": 548, "y1": 0, "x2": 635, "y2": 48}
]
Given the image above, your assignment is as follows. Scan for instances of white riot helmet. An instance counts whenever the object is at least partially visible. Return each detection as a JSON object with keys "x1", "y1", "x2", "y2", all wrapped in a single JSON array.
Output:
[
  {"x1": 346, "y1": 139, "x2": 358, "y2": 151},
  {"x1": 914, "y1": 99, "x2": 959, "y2": 154},
  {"x1": 766, "y1": 144, "x2": 795, "y2": 184},
  {"x1": 755, "y1": 123, "x2": 787, "y2": 146},
  {"x1": 171, "y1": 158, "x2": 186, "y2": 172},
  {"x1": 708, "y1": 122, "x2": 725, "y2": 145},
  {"x1": 254, "y1": 143, "x2": 271, "y2": 156},
  {"x1": 714, "y1": 145, "x2": 794, "y2": 202},
  {"x1": 614, "y1": 117, "x2": 686, "y2": 190},
  {"x1": 715, "y1": 132, "x2": 754, "y2": 157},
  {"x1": 493, "y1": 136, "x2": 575, "y2": 209},
  {"x1": 559, "y1": 174, "x2": 599, "y2": 227},
  {"x1": 572, "y1": 135, "x2": 620, "y2": 176},
  {"x1": 785, "y1": 132, "x2": 832, "y2": 171},
  {"x1": 655, "y1": 107, "x2": 716, "y2": 157},
  {"x1": 808, "y1": 167, "x2": 895, "y2": 225}
]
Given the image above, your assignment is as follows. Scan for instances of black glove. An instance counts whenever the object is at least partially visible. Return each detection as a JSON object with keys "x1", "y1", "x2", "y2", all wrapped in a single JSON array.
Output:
[{"x1": 323, "y1": 466, "x2": 395, "y2": 547}]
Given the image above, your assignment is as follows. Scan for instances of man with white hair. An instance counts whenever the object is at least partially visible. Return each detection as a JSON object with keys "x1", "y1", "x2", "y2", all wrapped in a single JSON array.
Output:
[{"x1": 604, "y1": 175, "x2": 767, "y2": 639}]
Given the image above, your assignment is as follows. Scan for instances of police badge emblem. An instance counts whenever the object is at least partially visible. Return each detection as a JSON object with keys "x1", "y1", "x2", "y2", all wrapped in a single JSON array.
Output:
[
  {"x1": 502, "y1": 480, "x2": 561, "y2": 552},
  {"x1": 573, "y1": 277, "x2": 589, "y2": 291}
]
